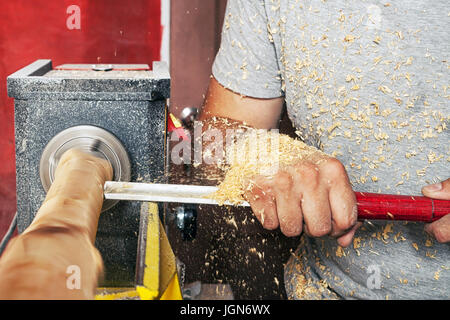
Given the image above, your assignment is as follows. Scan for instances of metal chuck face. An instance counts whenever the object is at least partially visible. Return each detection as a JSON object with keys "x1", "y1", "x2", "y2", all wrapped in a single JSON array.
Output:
[{"x1": 39, "y1": 125, "x2": 131, "y2": 212}]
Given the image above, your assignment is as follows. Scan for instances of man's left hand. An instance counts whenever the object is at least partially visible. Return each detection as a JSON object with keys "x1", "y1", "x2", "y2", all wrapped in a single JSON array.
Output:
[{"x1": 422, "y1": 178, "x2": 450, "y2": 243}]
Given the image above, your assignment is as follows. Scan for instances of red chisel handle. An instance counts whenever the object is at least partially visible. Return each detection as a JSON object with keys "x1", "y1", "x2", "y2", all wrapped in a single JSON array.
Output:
[{"x1": 356, "y1": 192, "x2": 449, "y2": 222}]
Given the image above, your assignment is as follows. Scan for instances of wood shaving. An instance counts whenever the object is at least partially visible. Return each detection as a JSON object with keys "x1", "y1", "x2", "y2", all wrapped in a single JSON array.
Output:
[
  {"x1": 434, "y1": 270, "x2": 441, "y2": 280},
  {"x1": 211, "y1": 130, "x2": 329, "y2": 205}
]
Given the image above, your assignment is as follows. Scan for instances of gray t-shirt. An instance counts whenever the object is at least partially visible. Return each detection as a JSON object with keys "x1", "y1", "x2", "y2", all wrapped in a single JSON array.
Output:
[{"x1": 212, "y1": 0, "x2": 449, "y2": 299}]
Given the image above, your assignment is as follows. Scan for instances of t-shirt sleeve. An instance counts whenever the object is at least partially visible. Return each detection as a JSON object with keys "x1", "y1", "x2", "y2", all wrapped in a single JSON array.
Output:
[{"x1": 212, "y1": 0, "x2": 283, "y2": 99}]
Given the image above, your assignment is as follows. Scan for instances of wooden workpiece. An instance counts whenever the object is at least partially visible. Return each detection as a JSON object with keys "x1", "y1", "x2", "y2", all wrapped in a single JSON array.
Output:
[{"x1": 0, "y1": 149, "x2": 112, "y2": 299}]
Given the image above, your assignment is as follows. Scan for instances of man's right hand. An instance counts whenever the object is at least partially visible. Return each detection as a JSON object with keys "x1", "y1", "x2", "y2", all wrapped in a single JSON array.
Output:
[
  {"x1": 200, "y1": 77, "x2": 360, "y2": 247},
  {"x1": 243, "y1": 157, "x2": 360, "y2": 247}
]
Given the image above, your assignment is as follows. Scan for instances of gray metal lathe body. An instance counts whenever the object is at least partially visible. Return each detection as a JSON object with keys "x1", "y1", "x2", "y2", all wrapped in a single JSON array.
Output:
[{"x1": 7, "y1": 59, "x2": 169, "y2": 286}]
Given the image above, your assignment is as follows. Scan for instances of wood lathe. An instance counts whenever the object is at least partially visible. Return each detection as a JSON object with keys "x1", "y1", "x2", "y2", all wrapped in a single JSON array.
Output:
[{"x1": 8, "y1": 59, "x2": 169, "y2": 287}]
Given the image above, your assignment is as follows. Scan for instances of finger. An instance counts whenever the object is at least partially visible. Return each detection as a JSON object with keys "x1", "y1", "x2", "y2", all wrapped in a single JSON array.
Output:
[
  {"x1": 301, "y1": 179, "x2": 332, "y2": 237},
  {"x1": 319, "y1": 158, "x2": 358, "y2": 237},
  {"x1": 421, "y1": 178, "x2": 450, "y2": 200},
  {"x1": 424, "y1": 214, "x2": 450, "y2": 243},
  {"x1": 337, "y1": 222, "x2": 363, "y2": 247},
  {"x1": 272, "y1": 171, "x2": 303, "y2": 237},
  {"x1": 244, "y1": 176, "x2": 279, "y2": 230},
  {"x1": 288, "y1": 162, "x2": 332, "y2": 237}
]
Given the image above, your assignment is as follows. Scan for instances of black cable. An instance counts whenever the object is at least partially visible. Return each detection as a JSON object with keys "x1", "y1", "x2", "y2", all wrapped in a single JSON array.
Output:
[{"x1": 0, "y1": 211, "x2": 18, "y2": 256}]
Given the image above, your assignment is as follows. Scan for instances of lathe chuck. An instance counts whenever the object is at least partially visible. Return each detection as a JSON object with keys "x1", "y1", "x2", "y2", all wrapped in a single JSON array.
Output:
[{"x1": 39, "y1": 125, "x2": 131, "y2": 212}]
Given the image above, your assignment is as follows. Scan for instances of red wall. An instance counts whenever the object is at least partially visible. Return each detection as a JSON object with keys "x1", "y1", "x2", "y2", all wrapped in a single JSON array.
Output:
[{"x1": 0, "y1": 0, "x2": 162, "y2": 238}]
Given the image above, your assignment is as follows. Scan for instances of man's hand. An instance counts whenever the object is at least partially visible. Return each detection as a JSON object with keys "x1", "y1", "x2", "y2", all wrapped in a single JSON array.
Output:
[
  {"x1": 201, "y1": 78, "x2": 361, "y2": 247},
  {"x1": 422, "y1": 178, "x2": 450, "y2": 243},
  {"x1": 244, "y1": 157, "x2": 361, "y2": 247}
]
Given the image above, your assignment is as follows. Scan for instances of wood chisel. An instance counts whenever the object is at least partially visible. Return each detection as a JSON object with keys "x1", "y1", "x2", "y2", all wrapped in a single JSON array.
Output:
[{"x1": 104, "y1": 181, "x2": 449, "y2": 223}]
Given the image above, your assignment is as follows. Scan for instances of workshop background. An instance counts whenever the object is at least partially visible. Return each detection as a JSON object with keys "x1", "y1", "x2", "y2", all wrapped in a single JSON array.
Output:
[{"x1": 0, "y1": 0, "x2": 227, "y2": 240}]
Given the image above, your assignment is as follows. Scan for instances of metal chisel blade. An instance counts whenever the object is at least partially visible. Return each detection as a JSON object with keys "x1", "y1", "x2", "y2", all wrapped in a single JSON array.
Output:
[{"x1": 103, "y1": 181, "x2": 250, "y2": 207}]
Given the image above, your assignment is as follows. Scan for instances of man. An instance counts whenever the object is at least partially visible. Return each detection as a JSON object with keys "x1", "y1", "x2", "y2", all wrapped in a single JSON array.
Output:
[{"x1": 199, "y1": 0, "x2": 449, "y2": 299}]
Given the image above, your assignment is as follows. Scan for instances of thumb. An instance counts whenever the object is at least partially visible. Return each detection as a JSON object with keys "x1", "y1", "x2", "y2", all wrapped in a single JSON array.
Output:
[
  {"x1": 424, "y1": 214, "x2": 450, "y2": 243},
  {"x1": 421, "y1": 178, "x2": 450, "y2": 200}
]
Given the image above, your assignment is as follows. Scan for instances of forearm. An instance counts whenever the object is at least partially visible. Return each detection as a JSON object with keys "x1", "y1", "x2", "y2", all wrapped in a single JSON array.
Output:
[
  {"x1": 189, "y1": 116, "x2": 251, "y2": 186},
  {"x1": 189, "y1": 76, "x2": 283, "y2": 184}
]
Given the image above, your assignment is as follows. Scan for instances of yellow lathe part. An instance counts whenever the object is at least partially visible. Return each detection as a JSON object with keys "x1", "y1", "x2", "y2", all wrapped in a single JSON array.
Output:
[
  {"x1": 137, "y1": 202, "x2": 161, "y2": 300},
  {"x1": 95, "y1": 288, "x2": 139, "y2": 300},
  {"x1": 169, "y1": 112, "x2": 183, "y2": 128},
  {"x1": 95, "y1": 202, "x2": 182, "y2": 300}
]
